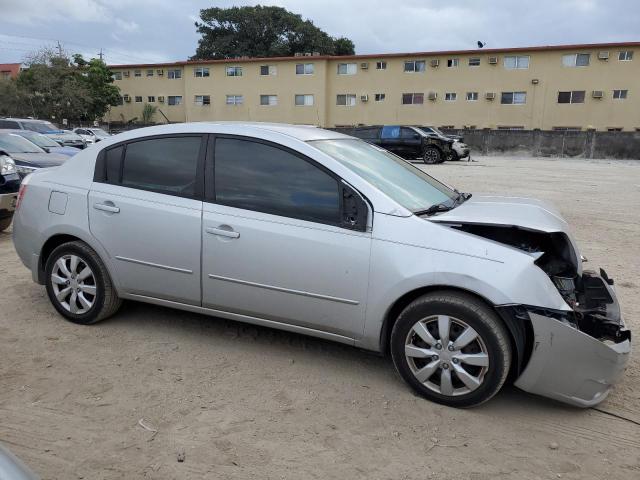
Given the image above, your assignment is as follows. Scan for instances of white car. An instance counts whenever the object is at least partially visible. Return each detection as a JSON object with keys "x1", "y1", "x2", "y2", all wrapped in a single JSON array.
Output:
[{"x1": 73, "y1": 128, "x2": 111, "y2": 144}]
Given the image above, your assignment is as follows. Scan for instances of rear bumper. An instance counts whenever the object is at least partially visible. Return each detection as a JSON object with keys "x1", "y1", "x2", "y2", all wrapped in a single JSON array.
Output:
[{"x1": 0, "y1": 192, "x2": 18, "y2": 214}]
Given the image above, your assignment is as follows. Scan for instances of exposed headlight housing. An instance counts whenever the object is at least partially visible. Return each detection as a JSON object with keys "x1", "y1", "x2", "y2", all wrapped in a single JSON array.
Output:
[{"x1": 0, "y1": 155, "x2": 17, "y2": 175}]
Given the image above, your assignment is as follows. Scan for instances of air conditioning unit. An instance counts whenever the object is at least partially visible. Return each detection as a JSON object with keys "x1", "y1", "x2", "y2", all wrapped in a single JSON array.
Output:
[
  {"x1": 598, "y1": 51, "x2": 610, "y2": 60},
  {"x1": 485, "y1": 92, "x2": 496, "y2": 100},
  {"x1": 430, "y1": 59, "x2": 440, "y2": 67},
  {"x1": 360, "y1": 94, "x2": 369, "y2": 102},
  {"x1": 488, "y1": 56, "x2": 498, "y2": 65},
  {"x1": 157, "y1": 69, "x2": 164, "y2": 76},
  {"x1": 158, "y1": 96, "x2": 165, "y2": 103},
  {"x1": 592, "y1": 90, "x2": 604, "y2": 98},
  {"x1": 360, "y1": 62, "x2": 369, "y2": 69},
  {"x1": 312, "y1": 51, "x2": 320, "y2": 56},
  {"x1": 123, "y1": 71, "x2": 130, "y2": 78},
  {"x1": 304, "y1": 52, "x2": 313, "y2": 56},
  {"x1": 428, "y1": 91, "x2": 437, "y2": 101},
  {"x1": 123, "y1": 94, "x2": 131, "y2": 102},
  {"x1": 294, "y1": 52, "x2": 304, "y2": 57}
]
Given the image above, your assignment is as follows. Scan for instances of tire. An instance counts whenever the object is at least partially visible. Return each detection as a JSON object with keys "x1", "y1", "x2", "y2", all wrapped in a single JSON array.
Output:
[
  {"x1": 0, "y1": 215, "x2": 12, "y2": 233},
  {"x1": 390, "y1": 291, "x2": 512, "y2": 408},
  {"x1": 44, "y1": 241, "x2": 122, "y2": 324},
  {"x1": 422, "y1": 146, "x2": 441, "y2": 164},
  {"x1": 447, "y1": 151, "x2": 460, "y2": 162}
]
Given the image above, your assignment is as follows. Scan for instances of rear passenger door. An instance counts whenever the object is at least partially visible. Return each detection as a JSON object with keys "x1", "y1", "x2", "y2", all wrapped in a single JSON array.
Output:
[
  {"x1": 380, "y1": 126, "x2": 404, "y2": 156},
  {"x1": 89, "y1": 135, "x2": 206, "y2": 305}
]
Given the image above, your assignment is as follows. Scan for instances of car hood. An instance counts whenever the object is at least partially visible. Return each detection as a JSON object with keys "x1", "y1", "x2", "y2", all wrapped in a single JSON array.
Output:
[{"x1": 10, "y1": 152, "x2": 68, "y2": 167}]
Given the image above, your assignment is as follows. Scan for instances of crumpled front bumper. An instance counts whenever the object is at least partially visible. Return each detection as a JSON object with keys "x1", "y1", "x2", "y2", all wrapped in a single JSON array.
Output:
[{"x1": 514, "y1": 311, "x2": 630, "y2": 407}]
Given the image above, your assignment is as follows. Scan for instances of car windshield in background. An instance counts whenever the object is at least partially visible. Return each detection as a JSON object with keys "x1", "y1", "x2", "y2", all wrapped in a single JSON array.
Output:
[
  {"x1": 23, "y1": 121, "x2": 60, "y2": 133},
  {"x1": 16, "y1": 131, "x2": 60, "y2": 148},
  {"x1": 0, "y1": 133, "x2": 45, "y2": 153},
  {"x1": 91, "y1": 129, "x2": 109, "y2": 136},
  {"x1": 310, "y1": 138, "x2": 456, "y2": 212}
]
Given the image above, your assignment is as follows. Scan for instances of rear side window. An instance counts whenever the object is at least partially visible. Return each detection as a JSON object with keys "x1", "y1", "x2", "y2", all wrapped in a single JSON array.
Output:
[
  {"x1": 0, "y1": 120, "x2": 20, "y2": 129},
  {"x1": 121, "y1": 137, "x2": 201, "y2": 196},
  {"x1": 214, "y1": 138, "x2": 340, "y2": 224},
  {"x1": 353, "y1": 127, "x2": 380, "y2": 139},
  {"x1": 381, "y1": 126, "x2": 400, "y2": 139}
]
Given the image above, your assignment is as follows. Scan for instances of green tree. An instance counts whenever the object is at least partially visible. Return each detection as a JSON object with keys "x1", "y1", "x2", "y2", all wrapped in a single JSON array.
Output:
[{"x1": 192, "y1": 5, "x2": 355, "y2": 59}]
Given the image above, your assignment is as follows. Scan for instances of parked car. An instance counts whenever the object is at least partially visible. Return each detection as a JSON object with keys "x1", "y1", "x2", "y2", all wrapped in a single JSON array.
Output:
[
  {"x1": 0, "y1": 132, "x2": 69, "y2": 179},
  {"x1": 0, "y1": 443, "x2": 39, "y2": 480},
  {"x1": 73, "y1": 127, "x2": 111, "y2": 144},
  {"x1": 418, "y1": 126, "x2": 470, "y2": 161},
  {"x1": 0, "y1": 118, "x2": 86, "y2": 149},
  {"x1": 12, "y1": 123, "x2": 630, "y2": 408},
  {"x1": 2, "y1": 129, "x2": 80, "y2": 157},
  {"x1": 0, "y1": 149, "x2": 19, "y2": 233},
  {"x1": 338, "y1": 125, "x2": 453, "y2": 164}
]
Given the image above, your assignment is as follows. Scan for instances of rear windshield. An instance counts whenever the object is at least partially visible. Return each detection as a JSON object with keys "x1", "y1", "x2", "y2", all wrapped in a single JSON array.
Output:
[{"x1": 22, "y1": 121, "x2": 60, "y2": 133}]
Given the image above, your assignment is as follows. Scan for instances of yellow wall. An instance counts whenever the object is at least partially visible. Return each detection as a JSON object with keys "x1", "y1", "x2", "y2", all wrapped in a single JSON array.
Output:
[{"x1": 107, "y1": 45, "x2": 640, "y2": 131}]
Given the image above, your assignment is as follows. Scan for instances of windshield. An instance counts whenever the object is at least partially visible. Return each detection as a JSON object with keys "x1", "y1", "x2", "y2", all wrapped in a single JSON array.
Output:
[
  {"x1": 0, "y1": 133, "x2": 45, "y2": 153},
  {"x1": 90, "y1": 128, "x2": 109, "y2": 136},
  {"x1": 310, "y1": 139, "x2": 457, "y2": 212},
  {"x1": 23, "y1": 121, "x2": 60, "y2": 133},
  {"x1": 17, "y1": 131, "x2": 59, "y2": 148},
  {"x1": 418, "y1": 127, "x2": 445, "y2": 137}
]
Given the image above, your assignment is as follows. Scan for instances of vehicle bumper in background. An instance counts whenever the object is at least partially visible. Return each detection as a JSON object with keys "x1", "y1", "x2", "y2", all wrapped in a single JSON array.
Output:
[{"x1": 0, "y1": 192, "x2": 18, "y2": 213}]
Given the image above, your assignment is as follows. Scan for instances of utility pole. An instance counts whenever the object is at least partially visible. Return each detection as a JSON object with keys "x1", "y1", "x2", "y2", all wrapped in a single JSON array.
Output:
[
  {"x1": 56, "y1": 41, "x2": 63, "y2": 57},
  {"x1": 98, "y1": 48, "x2": 104, "y2": 61}
]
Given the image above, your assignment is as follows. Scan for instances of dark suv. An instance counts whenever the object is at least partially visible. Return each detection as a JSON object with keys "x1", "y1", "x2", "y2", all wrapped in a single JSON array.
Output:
[
  {"x1": 0, "y1": 149, "x2": 20, "y2": 233},
  {"x1": 337, "y1": 125, "x2": 453, "y2": 164}
]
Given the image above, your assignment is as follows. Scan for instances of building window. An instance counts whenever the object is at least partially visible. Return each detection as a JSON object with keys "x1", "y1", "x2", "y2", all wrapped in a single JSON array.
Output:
[
  {"x1": 562, "y1": 53, "x2": 590, "y2": 67},
  {"x1": 260, "y1": 94, "x2": 278, "y2": 106},
  {"x1": 504, "y1": 56, "x2": 530, "y2": 69},
  {"x1": 225, "y1": 66, "x2": 242, "y2": 77},
  {"x1": 123, "y1": 71, "x2": 130, "y2": 78},
  {"x1": 195, "y1": 95, "x2": 211, "y2": 106},
  {"x1": 336, "y1": 94, "x2": 357, "y2": 106},
  {"x1": 444, "y1": 92, "x2": 457, "y2": 101},
  {"x1": 134, "y1": 70, "x2": 142, "y2": 77},
  {"x1": 146, "y1": 69, "x2": 154, "y2": 77},
  {"x1": 466, "y1": 92, "x2": 478, "y2": 101},
  {"x1": 194, "y1": 67, "x2": 210, "y2": 78},
  {"x1": 613, "y1": 89, "x2": 628, "y2": 99},
  {"x1": 112, "y1": 72, "x2": 122, "y2": 80},
  {"x1": 468, "y1": 57, "x2": 481, "y2": 66},
  {"x1": 402, "y1": 93, "x2": 424, "y2": 104},
  {"x1": 260, "y1": 65, "x2": 277, "y2": 76},
  {"x1": 337, "y1": 63, "x2": 357, "y2": 75},
  {"x1": 557, "y1": 91, "x2": 585, "y2": 104},
  {"x1": 147, "y1": 96, "x2": 155, "y2": 102},
  {"x1": 115, "y1": 96, "x2": 124, "y2": 106},
  {"x1": 134, "y1": 96, "x2": 143, "y2": 103},
  {"x1": 618, "y1": 51, "x2": 633, "y2": 61},
  {"x1": 607, "y1": 127, "x2": 623, "y2": 132},
  {"x1": 167, "y1": 69, "x2": 182, "y2": 79},
  {"x1": 295, "y1": 94, "x2": 314, "y2": 106},
  {"x1": 501, "y1": 92, "x2": 527, "y2": 104},
  {"x1": 447, "y1": 58, "x2": 459, "y2": 68},
  {"x1": 167, "y1": 95, "x2": 183, "y2": 106},
  {"x1": 374, "y1": 93, "x2": 386, "y2": 102},
  {"x1": 295, "y1": 63, "x2": 314, "y2": 75},
  {"x1": 376, "y1": 61, "x2": 387, "y2": 70},
  {"x1": 226, "y1": 95, "x2": 243, "y2": 105},
  {"x1": 404, "y1": 60, "x2": 426, "y2": 73}
]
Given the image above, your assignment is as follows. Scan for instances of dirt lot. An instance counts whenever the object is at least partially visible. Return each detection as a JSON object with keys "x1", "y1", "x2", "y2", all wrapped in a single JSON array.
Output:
[{"x1": 1, "y1": 155, "x2": 639, "y2": 479}]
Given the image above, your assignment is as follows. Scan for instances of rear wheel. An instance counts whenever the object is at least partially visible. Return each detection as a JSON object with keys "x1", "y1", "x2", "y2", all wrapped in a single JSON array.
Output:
[
  {"x1": 422, "y1": 147, "x2": 441, "y2": 164},
  {"x1": 0, "y1": 216, "x2": 12, "y2": 233},
  {"x1": 390, "y1": 291, "x2": 512, "y2": 408},
  {"x1": 45, "y1": 241, "x2": 122, "y2": 324}
]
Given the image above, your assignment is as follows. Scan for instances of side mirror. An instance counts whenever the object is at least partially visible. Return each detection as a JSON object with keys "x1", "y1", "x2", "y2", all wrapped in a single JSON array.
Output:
[{"x1": 340, "y1": 182, "x2": 369, "y2": 232}]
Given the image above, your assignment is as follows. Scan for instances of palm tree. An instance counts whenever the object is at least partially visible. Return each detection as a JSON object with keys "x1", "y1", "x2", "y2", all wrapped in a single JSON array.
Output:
[{"x1": 141, "y1": 103, "x2": 157, "y2": 124}]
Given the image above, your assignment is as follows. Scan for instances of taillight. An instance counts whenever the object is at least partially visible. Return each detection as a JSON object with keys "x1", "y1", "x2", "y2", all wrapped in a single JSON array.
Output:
[{"x1": 15, "y1": 183, "x2": 27, "y2": 210}]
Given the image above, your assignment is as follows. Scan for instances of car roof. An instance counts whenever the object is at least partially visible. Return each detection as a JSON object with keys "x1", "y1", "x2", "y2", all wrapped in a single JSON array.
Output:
[{"x1": 0, "y1": 129, "x2": 38, "y2": 135}]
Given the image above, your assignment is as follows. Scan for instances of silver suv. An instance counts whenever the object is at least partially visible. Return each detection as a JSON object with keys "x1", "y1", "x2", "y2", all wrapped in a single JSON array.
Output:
[{"x1": 11, "y1": 123, "x2": 630, "y2": 408}]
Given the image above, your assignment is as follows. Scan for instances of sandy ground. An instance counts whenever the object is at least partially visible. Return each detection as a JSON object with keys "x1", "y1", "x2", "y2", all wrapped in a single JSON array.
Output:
[{"x1": 1, "y1": 155, "x2": 639, "y2": 479}]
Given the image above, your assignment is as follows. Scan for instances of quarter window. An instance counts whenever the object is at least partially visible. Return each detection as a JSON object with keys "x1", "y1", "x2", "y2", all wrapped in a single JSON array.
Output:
[
  {"x1": 225, "y1": 66, "x2": 243, "y2": 77},
  {"x1": 295, "y1": 94, "x2": 314, "y2": 106},
  {"x1": 167, "y1": 69, "x2": 182, "y2": 79},
  {"x1": 404, "y1": 60, "x2": 426, "y2": 73},
  {"x1": 260, "y1": 94, "x2": 278, "y2": 106},
  {"x1": 618, "y1": 51, "x2": 633, "y2": 61},
  {"x1": 121, "y1": 137, "x2": 201, "y2": 196},
  {"x1": 562, "y1": 53, "x2": 590, "y2": 67},
  {"x1": 557, "y1": 91, "x2": 585, "y2": 104},
  {"x1": 337, "y1": 63, "x2": 357, "y2": 75},
  {"x1": 613, "y1": 89, "x2": 628, "y2": 99},
  {"x1": 167, "y1": 96, "x2": 183, "y2": 106},
  {"x1": 214, "y1": 138, "x2": 340, "y2": 225},
  {"x1": 105, "y1": 146, "x2": 123, "y2": 184},
  {"x1": 504, "y1": 56, "x2": 530, "y2": 69},
  {"x1": 336, "y1": 94, "x2": 357, "y2": 106},
  {"x1": 296, "y1": 63, "x2": 314, "y2": 75},
  {"x1": 402, "y1": 93, "x2": 424, "y2": 104},
  {"x1": 466, "y1": 92, "x2": 479, "y2": 101},
  {"x1": 194, "y1": 67, "x2": 210, "y2": 77},
  {"x1": 501, "y1": 91, "x2": 527, "y2": 104}
]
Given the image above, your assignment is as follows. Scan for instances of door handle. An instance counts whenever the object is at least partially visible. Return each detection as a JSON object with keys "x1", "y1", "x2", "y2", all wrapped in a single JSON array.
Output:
[
  {"x1": 93, "y1": 202, "x2": 120, "y2": 213},
  {"x1": 206, "y1": 226, "x2": 240, "y2": 239}
]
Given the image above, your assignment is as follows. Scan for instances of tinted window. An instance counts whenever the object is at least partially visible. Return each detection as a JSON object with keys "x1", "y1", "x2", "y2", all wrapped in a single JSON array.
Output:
[
  {"x1": 400, "y1": 127, "x2": 418, "y2": 139},
  {"x1": 381, "y1": 126, "x2": 400, "y2": 139},
  {"x1": 105, "y1": 146, "x2": 123, "y2": 183},
  {"x1": 122, "y1": 137, "x2": 201, "y2": 196},
  {"x1": 353, "y1": 127, "x2": 380, "y2": 139},
  {"x1": 215, "y1": 138, "x2": 339, "y2": 224},
  {"x1": 0, "y1": 120, "x2": 20, "y2": 129}
]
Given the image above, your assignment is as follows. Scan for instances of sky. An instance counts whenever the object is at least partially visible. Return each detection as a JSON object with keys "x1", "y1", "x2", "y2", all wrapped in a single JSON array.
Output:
[{"x1": 0, "y1": 0, "x2": 638, "y2": 65}]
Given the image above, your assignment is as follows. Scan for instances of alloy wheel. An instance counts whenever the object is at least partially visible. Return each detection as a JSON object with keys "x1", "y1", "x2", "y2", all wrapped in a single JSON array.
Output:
[
  {"x1": 404, "y1": 315, "x2": 489, "y2": 396},
  {"x1": 50, "y1": 254, "x2": 97, "y2": 314}
]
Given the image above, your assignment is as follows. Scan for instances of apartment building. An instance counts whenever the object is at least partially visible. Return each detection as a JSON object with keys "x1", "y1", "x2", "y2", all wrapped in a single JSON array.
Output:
[{"x1": 106, "y1": 42, "x2": 640, "y2": 131}]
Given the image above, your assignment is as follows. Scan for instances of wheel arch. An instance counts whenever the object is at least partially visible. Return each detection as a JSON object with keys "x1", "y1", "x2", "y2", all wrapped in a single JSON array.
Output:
[{"x1": 378, "y1": 285, "x2": 532, "y2": 381}]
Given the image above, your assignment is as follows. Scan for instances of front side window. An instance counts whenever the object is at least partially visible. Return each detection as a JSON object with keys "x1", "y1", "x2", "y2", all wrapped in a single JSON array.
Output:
[
  {"x1": 225, "y1": 66, "x2": 242, "y2": 77},
  {"x1": 404, "y1": 60, "x2": 426, "y2": 73},
  {"x1": 295, "y1": 63, "x2": 314, "y2": 75},
  {"x1": 121, "y1": 136, "x2": 201, "y2": 196},
  {"x1": 562, "y1": 53, "x2": 590, "y2": 67},
  {"x1": 295, "y1": 94, "x2": 314, "y2": 106},
  {"x1": 310, "y1": 139, "x2": 455, "y2": 212},
  {"x1": 336, "y1": 94, "x2": 356, "y2": 106},
  {"x1": 226, "y1": 95, "x2": 244, "y2": 105},
  {"x1": 504, "y1": 56, "x2": 530, "y2": 69},
  {"x1": 337, "y1": 63, "x2": 357, "y2": 75},
  {"x1": 194, "y1": 95, "x2": 211, "y2": 106},
  {"x1": 214, "y1": 138, "x2": 340, "y2": 224},
  {"x1": 501, "y1": 91, "x2": 527, "y2": 104},
  {"x1": 613, "y1": 89, "x2": 628, "y2": 99},
  {"x1": 619, "y1": 51, "x2": 633, "y2": 61},
  {"x1": 402, "y1": 92, "x2": 424, "y2": 104},
  {"x1": 466, "y1": 92, "x2": 478, "y2": 101},
  {"x1": 444, "y1": 92, "x2": 457, "y2": 101},
  {"x1": 557, "y1": 91, "x2": 585, "y2": 104},
  {"x1": 260, "y1": 94, "x2": 278, "y2": 106},
  {"x1": 194, "y1": 67, "x2": 210, "y2": 77},
  {"x1": 167, "y1": 69, "x2": 182, "y2": 79},
  {"x1": 468, "y1": 57, "x2": 480, "y2": 66},
  {"x1": 168, "y1": 96, "x2": 183, "y2": 106}
]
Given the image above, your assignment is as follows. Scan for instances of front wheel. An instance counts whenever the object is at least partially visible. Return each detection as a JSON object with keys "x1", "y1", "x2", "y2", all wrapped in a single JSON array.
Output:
[
  {"x1": 45, "y1": 241, "x2": 122, "y2": 324},
  {"x1": 422, "y1": 147, "x2": 442, "y2": 164},
  {"x1": 390, "y1": 291, "x2": 512, "y2": 408}
]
